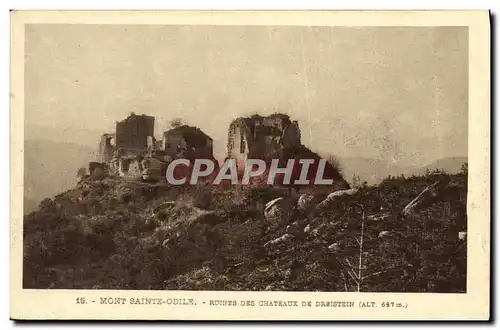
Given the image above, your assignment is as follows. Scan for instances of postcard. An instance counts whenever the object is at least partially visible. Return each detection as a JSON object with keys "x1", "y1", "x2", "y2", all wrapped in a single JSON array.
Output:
[{"x1": 10, "y1": 10, "x2": 490, "y2": 320}]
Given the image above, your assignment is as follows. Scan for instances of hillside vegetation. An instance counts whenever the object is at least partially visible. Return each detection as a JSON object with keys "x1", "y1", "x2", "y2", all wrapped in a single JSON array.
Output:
[{"x1": 23, "y1": 168, "x2": 467, "y2": 292}]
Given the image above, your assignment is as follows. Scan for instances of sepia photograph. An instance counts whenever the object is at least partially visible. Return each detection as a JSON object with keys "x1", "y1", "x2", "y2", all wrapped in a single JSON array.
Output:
[{"x1": 10, "y1": 10, "x2": 490, "y2": 320}]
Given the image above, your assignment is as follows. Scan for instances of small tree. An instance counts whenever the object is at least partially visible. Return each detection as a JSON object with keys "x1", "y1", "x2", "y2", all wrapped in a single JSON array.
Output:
[
  {"x1": 460, "y1": 163, "x2": 468, "y2": 175},
  {"x1": 77, "y1": 167, "x2": 87, "y2": 177},
  {"x1": 341, "y1": 202, "x2": 366, "y2": 292},
  {"x1": 351, "y1": 174, "x2": 361, "y2": 189},
  {"x1": 170, "y1": 118, "x2": 183, "y2": 128}
]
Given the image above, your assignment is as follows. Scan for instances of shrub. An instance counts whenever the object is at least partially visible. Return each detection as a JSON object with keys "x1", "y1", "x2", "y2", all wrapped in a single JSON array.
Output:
[{"x1": 192, "y1": 185, "x2": 213, "y2": 210}]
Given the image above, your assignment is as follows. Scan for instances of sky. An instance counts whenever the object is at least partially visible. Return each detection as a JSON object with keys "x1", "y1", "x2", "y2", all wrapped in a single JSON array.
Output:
[{"x1": 24, "y1": 24, "x2": 468, "y2": 167}]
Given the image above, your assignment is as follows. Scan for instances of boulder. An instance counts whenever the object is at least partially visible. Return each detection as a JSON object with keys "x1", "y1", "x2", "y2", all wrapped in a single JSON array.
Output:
[
  {"x1": 265, "y1": 197, "x2": 284, "y2": 212},
  {"x1": 264, "y1": 197, "x2": 293, "y2": 225},
  {"x1": 297, "y1": 194, "x2": 315, "y2": 211},
  {"x1": 286, "y1": 221, "x2": 303, "y2": 236},
  {"x1": 367, "y1": 212, "x2": 391, "y2": 222},
  {"x1": 152, "y1": 201, "x2": 177, "y2": 216},
  {"x1": 378, "y1": 230, "x2": 393, "y2": 238},
  {"x1": 263, "y1": 233, "x2": 292, "y2": 248},
  {"x1": 326, "y1": 188, "x2": 359, "y2": 198},
  {"x1": 162, "y1": 238, "x2": 171, "y2": 249},
  {"x1": 316, "y1": 188, "x2": 359, "y2": 208},
  {"x1": 328, "y1": 242, "x2": 340, "y2": 252},
  {"x1": 311, "y1": 223, "x2": 328, "y2": 237}
]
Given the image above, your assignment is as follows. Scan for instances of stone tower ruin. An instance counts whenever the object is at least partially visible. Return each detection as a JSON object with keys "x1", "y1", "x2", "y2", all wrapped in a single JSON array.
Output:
[
  {"x1": 115, "y1": 113, "x2": 155, "y2": 155},
  {"x1": 226, "y1": 113, "x2": 349, "y2": 190}
]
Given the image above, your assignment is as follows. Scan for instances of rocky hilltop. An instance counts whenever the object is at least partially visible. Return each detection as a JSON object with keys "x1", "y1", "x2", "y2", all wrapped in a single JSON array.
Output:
[{"x1": 24, "y1": 168, "x2": 467, "y2": 292}]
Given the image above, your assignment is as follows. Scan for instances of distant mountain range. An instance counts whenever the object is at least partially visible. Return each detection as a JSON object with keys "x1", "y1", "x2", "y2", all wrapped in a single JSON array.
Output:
[
  {"x1": 335, "y1": 156, "x2": 468, "y2": 185},
  {"x1": 24, "y1": 139, "x2": 97, "y2": 213},
  {"x1": 25, "y1": 124, "x2": 104, "y2": 149},
  {"x1": 334, "y1": 157, "x2": 415, "y2": 185},
  {"x1": 23, "y1": 197, "x2": 39, "y2": 214},
  {"x1": 416, "y1": 157, "x2": 468, "y2": 176}
]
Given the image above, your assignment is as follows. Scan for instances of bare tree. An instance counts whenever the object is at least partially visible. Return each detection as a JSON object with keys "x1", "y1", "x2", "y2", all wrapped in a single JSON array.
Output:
[{"x1": 351, "y1": 174, "x2": 361, "y2": 188}]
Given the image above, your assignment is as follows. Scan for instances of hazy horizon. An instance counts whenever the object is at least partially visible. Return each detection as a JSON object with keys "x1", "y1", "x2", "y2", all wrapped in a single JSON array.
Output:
[{"x1": 25, "y1": 25, "x2": 468, "y2": 168}]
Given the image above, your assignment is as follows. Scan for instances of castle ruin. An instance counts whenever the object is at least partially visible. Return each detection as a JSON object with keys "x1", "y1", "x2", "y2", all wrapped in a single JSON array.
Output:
[
  {"x1": 98, "y1": 133, "x2": 115, "y2": 164},
  {"x1": 226, "y1": 113, "x2": 348, "y2": 189},
  {"x1": 163, "y1": 125, "x2": 214, "y2": 161},
  {"x1": 227, "y1": 113, "x2": 301, "y2": 166},
  {"x1": 92, "y1": 112, "x2": 348, "y2": 189},
  {"x1": 96, "y1": 113, "x2": 215, "y2": 182}
]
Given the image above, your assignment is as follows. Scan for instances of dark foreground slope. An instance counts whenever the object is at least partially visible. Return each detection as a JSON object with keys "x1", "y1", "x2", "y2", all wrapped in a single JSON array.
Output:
[{"x1": 23, "y1": 171, "x2": 467, "y2": 292}]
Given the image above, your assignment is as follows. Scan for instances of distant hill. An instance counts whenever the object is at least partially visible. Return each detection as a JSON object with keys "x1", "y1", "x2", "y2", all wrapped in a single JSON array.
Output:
[
  {"x1": 24, "y1": 139, "x2": 97, "y2": 212},
  {"x1": 417, "y1": 157, "x2": 468, "y2": 175},
  {"x1": 23, "y1": 197, "x2": 38, "y2": 214},
  {"x1": 25, "y1": 124, "x2": 104, "y2": 149},
  {"x1": 333, "y1": 156, "x2": 417, "y2": 186},
  {"x1": 328, "y1": 156, "x2": 468, "y2": 186}
]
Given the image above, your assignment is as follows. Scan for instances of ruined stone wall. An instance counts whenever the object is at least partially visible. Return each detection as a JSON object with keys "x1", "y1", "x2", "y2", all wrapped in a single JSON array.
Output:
[
  {"x1": 108, "y1": 156, "x2": 120, "y2": 177},
  {"x1": 226, "y1": 120, "x2": 239, "y2": 158},
  {"x1": 163, "y1": 127, "x2": 214, "y2": 160},
  {"x1": 147, "y1": 136, "x2": 156, "y2": 151},
  {"x1": 126, "y1": 160, "x2": 144, "y2": 180},
  {"x1": 226, "y1": 114, "x2": 305, "y2": 178},
  {"x1": 281, "y1": 121, "x2": 301, "y2": 149},
  {"x1": 88, "y1": 162, "x2": 106, "y2": 175},
  {"x1": 227, "y1": 114, "x2": 301, "y2": 160},
  {"x1": 142, "y1": 157, "x2": 169, "y2": 181},
  {"x1": 115, "y1": 114, "x2": 155, "y2": 154},
  {"x1": 262, "y1": 115, "x2": 290, "y2": 131},
  {"x1": 118, "y1": 158, "x2": 132, "y2": 177},
  {"x1": 155, "y1": 139, "x2": 164, "y2": 151},
  {"x1": 227, "y1": 120, "x2": 251, "y2": 173},
  {"x1": 163, "y1": 132, "x2": 187, "y2": 158},
  {"x1": 98, "y1": 134, "x2": 115, "y2": 164}
]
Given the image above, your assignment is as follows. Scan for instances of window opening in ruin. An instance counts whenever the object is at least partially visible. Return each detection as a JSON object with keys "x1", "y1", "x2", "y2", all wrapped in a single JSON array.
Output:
[
  {"x1": 240, "y1": 127, "x2": 246, "y2": 154},
  {"x1": 240, "y1": 137, "x2": 246, "y2": 154}
]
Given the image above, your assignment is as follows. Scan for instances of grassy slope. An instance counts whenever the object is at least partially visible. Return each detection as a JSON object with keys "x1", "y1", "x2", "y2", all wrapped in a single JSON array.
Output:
[{"x1": 23, "y1": 171, "x2": 467, "y2": 292}]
